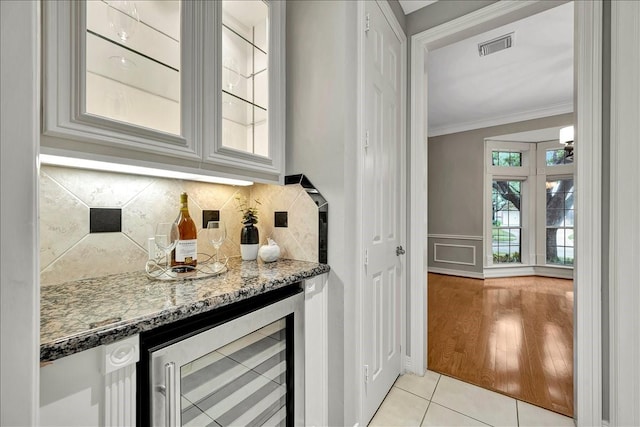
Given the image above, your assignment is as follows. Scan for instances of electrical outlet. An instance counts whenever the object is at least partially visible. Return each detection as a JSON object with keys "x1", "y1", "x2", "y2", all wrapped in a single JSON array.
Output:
[
  {"x1": 274, "y1": 211, "x2": 288, "y2": 227},
  {"x1": 202, "y1": 210, "x2": 220, "y2": 229},
  {"x1": 90, "y1": 207, "x2": 121, "y2": 233}
]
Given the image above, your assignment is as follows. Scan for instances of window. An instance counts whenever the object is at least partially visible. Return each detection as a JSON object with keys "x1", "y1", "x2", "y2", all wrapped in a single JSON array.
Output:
[
  {"x1": 485, "y1": 137, "x2": 575, "y2": 270},
  {"x1": 486, "y1": 141, "x2": 531, "y2": 266},
  {"x1": 492, "y1": 180, "x2": 521, "y2": 263},
  {"x1": 545, "y1": 148, "x2": 573, "y2": 166},
  {"x1": 492, "y1": 151, "x2": 522, "y2": 167},
  {"x1": 545, "y1": 178, "x2": 574, "y2": 265}
]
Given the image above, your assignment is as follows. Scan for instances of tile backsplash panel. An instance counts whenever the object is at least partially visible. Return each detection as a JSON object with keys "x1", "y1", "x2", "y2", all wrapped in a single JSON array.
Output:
[{"x1": 40, "y1": 166, "x2": 319, "y2": 285}]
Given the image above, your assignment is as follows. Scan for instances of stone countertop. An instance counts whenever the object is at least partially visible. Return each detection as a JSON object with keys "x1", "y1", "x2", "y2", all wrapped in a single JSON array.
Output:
[{"x1": 40, "y1": 258, "x2": 330, "y2": 362}]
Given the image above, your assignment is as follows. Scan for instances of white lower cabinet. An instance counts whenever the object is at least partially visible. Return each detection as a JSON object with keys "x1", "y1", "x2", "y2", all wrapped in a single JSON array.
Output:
[
  {"x1": 304, "y1": 273, "x2": 329, "y2": 427},
  {"x1": 39, "y1": 334, "x2": 139, "y2": 427},
  {"x1": 39, "y1": 276, "x2": 329, "y2": 426}
]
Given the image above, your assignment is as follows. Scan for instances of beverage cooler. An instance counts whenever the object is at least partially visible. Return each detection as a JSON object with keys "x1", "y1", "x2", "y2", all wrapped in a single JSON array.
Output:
[{"x1": 138, "y1": 286, "x2": 304, "y2": 427}]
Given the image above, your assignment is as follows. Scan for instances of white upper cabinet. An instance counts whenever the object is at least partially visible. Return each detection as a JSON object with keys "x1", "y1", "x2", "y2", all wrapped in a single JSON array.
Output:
[
  {"x1": 42, "y1": 0, "x2": 284, "y2": 183},
  {"x1": 204, "y1": 0, "x2": 285, "y2": 177}
]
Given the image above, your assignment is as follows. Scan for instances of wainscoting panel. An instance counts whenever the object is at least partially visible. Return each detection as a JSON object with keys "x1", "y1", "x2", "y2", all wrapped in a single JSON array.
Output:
[
  {"x1": 428, "y1": 235, "x2": 483, "y2": 275},
  {"x1": 433, "y1": 243, "x2": 475, "y2": 266}
]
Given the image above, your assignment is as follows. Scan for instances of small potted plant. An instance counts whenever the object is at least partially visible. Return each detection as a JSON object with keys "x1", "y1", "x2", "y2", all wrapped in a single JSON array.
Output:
[{"x1": 236, "y1": 195, "x2": 261, "y2": 260}]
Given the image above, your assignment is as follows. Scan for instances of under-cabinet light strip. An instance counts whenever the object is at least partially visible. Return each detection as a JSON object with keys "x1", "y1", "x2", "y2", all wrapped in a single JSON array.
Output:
[{"x1": 39, "y1": 154, "x2": 253, "y2": 186}]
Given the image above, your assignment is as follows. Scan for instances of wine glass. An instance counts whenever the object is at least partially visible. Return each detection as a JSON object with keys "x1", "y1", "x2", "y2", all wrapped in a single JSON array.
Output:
[
  {"x1": 207, "y1": 220, "x2": 226, "y2": 269},
  {"x1": 154, "y1": 222, "x2": 179, "y2": 263},
  {"x1": 107, "y1": 1, "x2": 140, "y2": 42}
]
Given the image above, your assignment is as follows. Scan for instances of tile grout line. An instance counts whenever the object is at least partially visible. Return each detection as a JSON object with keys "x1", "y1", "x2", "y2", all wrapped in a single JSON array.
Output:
[
  {"x1": 430, "y1": 374, "x2": 512, "y2": 426},
  {"x1": 390, "y1": 374, "x2": 443, "y2": 405},
  {"x1": 427, "y1": 401, "x2": 494, "y2": 427},
  {"x1": 420, "y1": 400, "x2": 431, "y2": 426},
  {"x1": 393, "y1": 385, "x2": 435, "y2": 402}
]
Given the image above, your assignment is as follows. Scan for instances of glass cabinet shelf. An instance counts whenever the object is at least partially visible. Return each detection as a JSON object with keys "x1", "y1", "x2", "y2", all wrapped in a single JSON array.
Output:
[
  {"x1": 85, "y1": 0, "x2": 181, "y2": 135},
  {"x1": 221, "y1": 0, "x2": 269, "y2": 157}
]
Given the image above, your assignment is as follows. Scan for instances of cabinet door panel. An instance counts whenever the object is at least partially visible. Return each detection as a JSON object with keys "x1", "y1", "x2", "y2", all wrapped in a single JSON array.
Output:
[
  {"x1": 221, "y1": 1, "x2": 268, "y2": 156},
  {"x1": 43, "y1": 0, "x2": 199, "y2": 159},
  {"x1": 204, "y1": 1, "x2": 284, "y2": 180}
]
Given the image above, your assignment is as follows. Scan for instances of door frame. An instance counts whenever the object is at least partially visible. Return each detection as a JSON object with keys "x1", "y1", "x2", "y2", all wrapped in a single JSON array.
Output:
[
  {"x1": 609, "y1": 1, "x2": 640, "y2": 424},
  {"x1": 409, "y1": 1, "x2": 603, "y2": 425},
  {"x1": 356, "y1": 0, "x2": 408, "y2": 424}
]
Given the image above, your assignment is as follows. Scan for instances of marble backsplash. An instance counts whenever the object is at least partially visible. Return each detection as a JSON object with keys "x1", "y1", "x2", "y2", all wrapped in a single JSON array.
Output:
[{"x1": 40, "y1": 166, "x2": 319, "y2": 285}]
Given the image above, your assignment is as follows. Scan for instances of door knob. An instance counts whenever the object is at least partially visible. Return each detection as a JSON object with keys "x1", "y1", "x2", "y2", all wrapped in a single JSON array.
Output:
[{"x1": 396, "y1": 246, "x2": 406, "y2": 256}]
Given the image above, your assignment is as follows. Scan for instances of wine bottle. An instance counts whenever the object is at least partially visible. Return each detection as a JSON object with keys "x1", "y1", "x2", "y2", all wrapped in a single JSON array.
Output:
[{"x1": 171, "y1": 192, "x2": 197, "y2": 272}]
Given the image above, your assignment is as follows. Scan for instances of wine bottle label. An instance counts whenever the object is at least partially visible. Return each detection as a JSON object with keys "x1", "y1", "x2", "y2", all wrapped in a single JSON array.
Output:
[{"x1": 175, "y1": 239, "x2": 197, "y2": 262}]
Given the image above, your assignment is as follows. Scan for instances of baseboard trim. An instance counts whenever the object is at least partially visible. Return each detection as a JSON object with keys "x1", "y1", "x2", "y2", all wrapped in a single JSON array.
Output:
[
  {"x1": 429, "y1": 266, "x2": 574, "y2": 279},
  {"x1": 403, "y1": 355, "x2": 413, "y2": 374},
  {"x1": 534, "y1": 266, "x2": 574, "y2": 279},
  {"x1": 483, "y1": 266, "x2": 537, "y2": 278},
  {"x1": 428, "y1": 267, "x2": 484, "y2": 279},
  {"x1": 484, "y1": 266, "x2": 574, "y2": 279}
]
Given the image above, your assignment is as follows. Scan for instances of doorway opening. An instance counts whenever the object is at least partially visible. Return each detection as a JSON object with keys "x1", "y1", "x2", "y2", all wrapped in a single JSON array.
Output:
[{"x1": 409, "y1": 1, "x2": 603, "y2": 425}]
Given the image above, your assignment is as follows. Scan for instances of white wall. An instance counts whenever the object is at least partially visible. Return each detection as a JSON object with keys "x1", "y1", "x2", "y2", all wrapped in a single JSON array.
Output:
[
  {"x1": 286, "y1": 1, "x2": 358, "y2": 425},
  {"x1": 0, "y1": 1, "x2": 40, "y2": 425}
]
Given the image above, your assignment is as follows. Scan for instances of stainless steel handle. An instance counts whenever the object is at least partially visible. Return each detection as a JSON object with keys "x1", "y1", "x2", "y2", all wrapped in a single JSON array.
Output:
[
  {"x1": 165, "y1": 362, "x2": 176, "y2": 427},
  {"x1": 396, "y1": 245, "x2": 406, "y2": 256}
]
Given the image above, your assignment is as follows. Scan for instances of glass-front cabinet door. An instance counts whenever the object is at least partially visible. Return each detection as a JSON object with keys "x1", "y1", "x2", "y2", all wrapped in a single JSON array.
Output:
[
  {"x1": 221, "y1": 1, "x2": 268, "y2": 156},
  {"x1": 85, "y1": 0, "x2": 181, "y2": 135},
  {"x1": 205, "y1": 0, "x2": 284, "y2": 180},
  {"x1": 43, "y1": 0, "x2": 199, "y2": 158},
  {"x1": 42, "y1": 0, "x2": 285, "y2": 183}
]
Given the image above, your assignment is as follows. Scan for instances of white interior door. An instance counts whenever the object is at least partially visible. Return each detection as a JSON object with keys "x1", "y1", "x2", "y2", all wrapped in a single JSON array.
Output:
[{"x1": 362, "y1": 1, "x2": 403, "y2": 423}]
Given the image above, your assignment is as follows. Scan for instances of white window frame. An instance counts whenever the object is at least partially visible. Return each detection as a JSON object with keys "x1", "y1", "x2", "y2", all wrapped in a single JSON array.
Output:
[
  {"x1": 535, "y1": 140, "x2": 575, "y2": 268},
  {"x1": 484, "y1": 140, "x2": 536, "y2": 268}
]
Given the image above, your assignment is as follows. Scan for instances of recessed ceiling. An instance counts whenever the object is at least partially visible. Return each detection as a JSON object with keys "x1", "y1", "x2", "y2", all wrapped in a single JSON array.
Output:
[
  {"x1": 398, "y1": 0, "x2": 438, "y2": 15},
  {"x1": 427, "y1": 2, "x2": 574, "y2": 137}
]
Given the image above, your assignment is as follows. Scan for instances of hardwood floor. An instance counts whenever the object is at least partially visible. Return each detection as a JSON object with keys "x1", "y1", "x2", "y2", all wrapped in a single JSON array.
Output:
[{"x1": 427, "y1": 273, "x2": 574, "y2": 417}]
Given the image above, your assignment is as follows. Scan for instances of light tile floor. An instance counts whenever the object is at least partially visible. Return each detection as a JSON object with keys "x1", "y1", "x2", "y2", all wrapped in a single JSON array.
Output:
[{"x1": 369, "y1": 372, "x2": 575, "y2": 427}]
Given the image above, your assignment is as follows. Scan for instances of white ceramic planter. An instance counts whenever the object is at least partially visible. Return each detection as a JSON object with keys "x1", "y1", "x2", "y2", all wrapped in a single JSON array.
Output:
[{"x1": 240, "y1": 244, "x2": 259, "y2": 261}]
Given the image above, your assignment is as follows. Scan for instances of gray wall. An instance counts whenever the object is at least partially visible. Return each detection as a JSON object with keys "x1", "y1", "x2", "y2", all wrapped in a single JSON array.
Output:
[
  {"x1": 426, "y1": 113, "x2": 573, "y2": 273},
  {"x1": 387, "y1": 0, "x2": 406, "y2": 33},
  {"x1": 286, "y1": 1, "x2": 358, "y2": 425},
  {"x1": 406, "y1": 0, "x2": 496, "y2": 36}
]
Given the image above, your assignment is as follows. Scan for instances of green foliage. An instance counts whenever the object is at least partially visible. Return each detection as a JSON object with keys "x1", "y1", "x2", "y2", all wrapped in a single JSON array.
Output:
[
  {"x1": 492, "y1": 151, "x2": 522, "y2": 167},
  {"x1": 492, "y1": 251, "x2": 521, "y2": 263},
  {"x1": 235, "y1": 195, "x2": 261, "y2": 226}
]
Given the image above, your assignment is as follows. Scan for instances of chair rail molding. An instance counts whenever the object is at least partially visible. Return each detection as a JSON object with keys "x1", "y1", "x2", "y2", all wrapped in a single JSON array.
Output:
[{"x1": 427, "y1": 234, "x2": 483, "y2": 241}]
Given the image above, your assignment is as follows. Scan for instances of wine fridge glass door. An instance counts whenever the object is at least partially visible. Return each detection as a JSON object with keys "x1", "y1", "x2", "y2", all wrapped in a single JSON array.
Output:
[{"x1": 150, "y1": 292, "x2": 303, "y2": 427}]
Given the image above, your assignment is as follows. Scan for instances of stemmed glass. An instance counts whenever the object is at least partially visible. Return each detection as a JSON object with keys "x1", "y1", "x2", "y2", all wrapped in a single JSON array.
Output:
[
  {"x1": 107, "y1": 0, "x2": 140, "y2": 42},
  {"x1": 207, "y1": 220, "x2": 227, "y2": 270},
  {"x1": 155, "y1": 222, "x2": 179, "y2": 262},
  {"x1": 107, "y1": 1, "x2": 139, "y2": 69}
]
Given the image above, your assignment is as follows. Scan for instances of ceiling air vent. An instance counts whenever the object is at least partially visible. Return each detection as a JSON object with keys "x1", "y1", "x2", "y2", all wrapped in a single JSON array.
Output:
[{"x1": 478, "y1": 32, "x2": 514, "y2": 57}]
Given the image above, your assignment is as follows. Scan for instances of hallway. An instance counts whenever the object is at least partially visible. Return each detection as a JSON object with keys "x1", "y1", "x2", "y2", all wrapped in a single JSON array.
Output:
[{"x1": 427, "y1": 274, "x2": 573, "y2": 417}]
